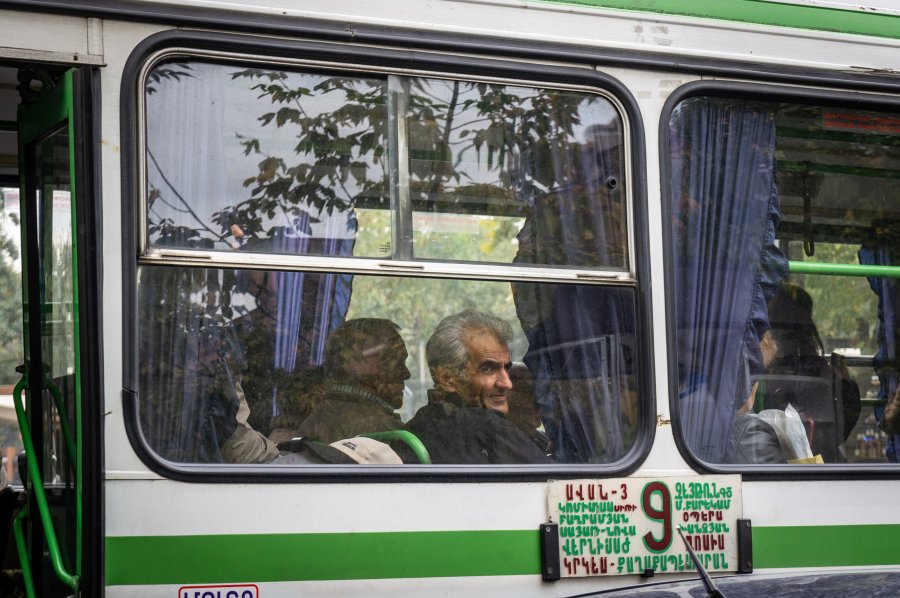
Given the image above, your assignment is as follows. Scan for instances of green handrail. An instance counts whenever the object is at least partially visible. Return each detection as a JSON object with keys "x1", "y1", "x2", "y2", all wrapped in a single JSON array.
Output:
[
  {"x1": 363, "y1": 430, "x2": 432, "y2": 464},
  {"x1": 12, "y1": 507, "x2": 36, "y2": 598},
  {"x1": 12, "y1": 377, "x2": 79, "y2": 592},
  {"x1": 789, "y1": 260, "x2": 900, "y2": 278}
]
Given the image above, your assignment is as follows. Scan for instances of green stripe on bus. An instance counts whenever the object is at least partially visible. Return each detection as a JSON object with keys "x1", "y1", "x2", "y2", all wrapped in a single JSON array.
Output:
[
  {"x1": 106, "y1": 524, "x2": 900, "y2": 586},
  {"x1": 754, "y1": 524, "x2": 900, "y2": 569},
  {"x1": 106, "y1": 530, "x2": 541, "y2": 586},
  {"x1": 535, "y1": 0, "x2": 900, "y2": 41}
]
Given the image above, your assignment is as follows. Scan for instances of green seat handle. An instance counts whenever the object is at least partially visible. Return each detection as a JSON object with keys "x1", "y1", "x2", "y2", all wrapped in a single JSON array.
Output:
[{"x1": 363, "y1": 430, "x2": 432, "y2": 464}]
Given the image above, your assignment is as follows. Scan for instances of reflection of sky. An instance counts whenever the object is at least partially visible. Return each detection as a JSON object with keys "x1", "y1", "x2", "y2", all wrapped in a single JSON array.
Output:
[{"x1": 146, "y1": 63, "x2": 384, "y2": 248}]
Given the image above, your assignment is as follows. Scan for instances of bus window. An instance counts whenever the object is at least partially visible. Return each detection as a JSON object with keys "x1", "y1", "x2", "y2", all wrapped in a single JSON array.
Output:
[
  {"x1": 668, "y1": 94, "x2": 900, "y2": 466},
  {"x1": 135, "y1": 55, "x2": 640, "y2": 468}
]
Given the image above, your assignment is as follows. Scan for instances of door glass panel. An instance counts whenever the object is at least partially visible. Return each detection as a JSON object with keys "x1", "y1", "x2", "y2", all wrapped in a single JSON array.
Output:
[
  {"x1": 0, "y1": 185, "x2": 23, "y2": 485},
  {"x1": 32, "y1": 128, "x2": 76, "y2": 482},
  {"x1": 28, "y1": 126, "x2": 77, "y2": 563}
]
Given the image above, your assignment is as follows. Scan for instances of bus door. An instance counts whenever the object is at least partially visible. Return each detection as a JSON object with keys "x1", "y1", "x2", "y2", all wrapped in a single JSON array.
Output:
[{"x1": 12, "y1": 65, "x2": 101, "y2": 598}]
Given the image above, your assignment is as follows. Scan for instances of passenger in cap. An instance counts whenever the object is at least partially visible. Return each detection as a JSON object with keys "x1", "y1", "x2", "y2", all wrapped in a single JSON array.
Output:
[{"x1": 273, "y1": 318, "x2": 411, "y2": 446}]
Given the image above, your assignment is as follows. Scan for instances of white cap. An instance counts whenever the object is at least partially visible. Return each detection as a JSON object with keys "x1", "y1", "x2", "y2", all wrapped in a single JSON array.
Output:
[{"x1": 329, "y1": 437, "x2": 403, "y2": 464}]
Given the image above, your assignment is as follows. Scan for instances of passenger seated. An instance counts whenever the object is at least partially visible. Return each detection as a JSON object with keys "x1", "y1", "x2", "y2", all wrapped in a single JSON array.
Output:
[
  {"x1": 283, "y1": 318, "x2": 410, "y2": 444},
  {"x1": 185, "y1": 327, "x2": 280, "y2": 465},
  {"x1": 220, "y1": 379, "x2": 280, "y2": 464},
  {"x1": 755, "y1": 283, "x2": 861, "y2": 461},
  {"x1": 726, "y1": 334, "x2": 785, "y2": 464},
  {"x1": 406, "y1": 310, "x2": 554, "y2": 464}
]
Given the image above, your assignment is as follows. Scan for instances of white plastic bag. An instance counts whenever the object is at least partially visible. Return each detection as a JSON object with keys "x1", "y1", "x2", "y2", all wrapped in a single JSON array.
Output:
[{"x1": 758, "y1": 403, "x2": 814, "y2": 461}]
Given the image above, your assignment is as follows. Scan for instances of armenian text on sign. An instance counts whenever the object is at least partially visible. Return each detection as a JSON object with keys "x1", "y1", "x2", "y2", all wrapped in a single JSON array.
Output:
[{"x1": 547, "y1": 476, "x2": 742, "y2": 578}]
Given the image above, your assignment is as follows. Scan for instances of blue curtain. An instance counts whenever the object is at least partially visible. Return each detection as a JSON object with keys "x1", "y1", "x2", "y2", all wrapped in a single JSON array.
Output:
[
  {"x1": 230, "y1": 220, "x2": 354, "y2": 437},
  {"x1": 859, "y1": 241, "x2": 900, "y2": 462},
  {"x1": 263, "y1": 233, "x2": 354, "y2": 422},
  {"x1": 139, "y1": 229, "x2": 354, "y2": 463},
  {"x1": 670, "y1": 98, "x2": 787, "y2": 463}
]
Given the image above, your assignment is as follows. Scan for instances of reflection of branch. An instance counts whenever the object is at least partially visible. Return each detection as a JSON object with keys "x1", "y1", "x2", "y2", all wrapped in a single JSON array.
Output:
[
  {"x1": 428, "y1": 81, "x2": 460, "y2": 197},
  {"x1": 149, "y1": 184, "x2": 190, "y2": 214},
  {"x1": 336, "y1": 178, "x2": 356, "y2": 208},
  {"x1": 147, "y1": 149, "x2": 225, "y2": 240}
]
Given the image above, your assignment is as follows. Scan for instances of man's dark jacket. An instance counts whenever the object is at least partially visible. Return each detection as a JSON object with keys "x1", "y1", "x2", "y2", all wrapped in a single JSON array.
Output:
[{"x1": 406, "y1": 389, "x2": 554, "y2": 464}]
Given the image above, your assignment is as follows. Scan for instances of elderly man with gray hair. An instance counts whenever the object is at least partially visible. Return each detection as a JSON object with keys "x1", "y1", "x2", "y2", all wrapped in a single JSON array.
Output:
[{"x1": 406, "y1": 310, "x2": 553, "y2": 464}]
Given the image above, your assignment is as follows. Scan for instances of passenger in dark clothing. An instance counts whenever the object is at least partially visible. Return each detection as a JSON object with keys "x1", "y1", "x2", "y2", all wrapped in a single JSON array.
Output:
[
  {"x1": 756, "y1": 283, "x2": 861, "y2": 461},
  {"x1": 728, "y1": 411, "x2": 785, "y2": 464},
  {"x1": 726, "y1": 328, "x2": 786, "y2": 464},
  {"x1": 406, "y1": 310, "x2": 553, "y2": 464},
  {"x1": 280, "y1": 318, "x2": 410, "y2": 445}
]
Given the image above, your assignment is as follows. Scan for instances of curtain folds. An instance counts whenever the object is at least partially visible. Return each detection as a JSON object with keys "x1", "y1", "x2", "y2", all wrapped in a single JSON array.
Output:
[
  {"x1": 670, "y1": 98, "x2": 787, "y2": 463},
  {"x1": 860, "y1": 239, "x2": 900, "y2": 462}
]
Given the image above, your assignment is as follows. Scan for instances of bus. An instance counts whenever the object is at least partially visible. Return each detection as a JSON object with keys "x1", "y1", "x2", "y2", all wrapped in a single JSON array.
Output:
[{"x1": 0, "y1": 0, "x2": 899, "y2": 595}]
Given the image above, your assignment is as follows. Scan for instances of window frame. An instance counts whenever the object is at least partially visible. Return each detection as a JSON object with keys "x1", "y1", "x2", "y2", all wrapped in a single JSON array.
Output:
[
  {"x1": 661, "y1": 79, "x2": 900, "y2": 479},
  {"x1": 121, "y1": 29, "x2": 653, "y2": 482},
  {"x1": 135, "y1": 48, "x2": 637, "y2": 283}
]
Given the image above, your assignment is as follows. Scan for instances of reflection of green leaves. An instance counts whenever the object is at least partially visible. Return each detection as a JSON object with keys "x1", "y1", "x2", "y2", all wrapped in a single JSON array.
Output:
[
  {"x1": 216, "y1": 72, "x2": 388, "y2": 242},
  {"x1": 150, "y1": 64, "x2": 599, "y2": 251},
  {"x1": 146, "y1": 63, "x2": 193, "y2": 95}
]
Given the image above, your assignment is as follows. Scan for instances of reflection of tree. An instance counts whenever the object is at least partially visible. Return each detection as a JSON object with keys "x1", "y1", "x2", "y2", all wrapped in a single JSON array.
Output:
[
  {"x1": 146, "y1": 60, "x2": 607, "y2": 252},
  {"x1": 0, "y1": 207, "x2": 22, "y2": 383},
  {"x1": 145, "y1": 65, "x2": 605, "y2": 322},
  {"x1": 141, "y1": 64, "x2": 621, "y2": 455},
  {"x1": 221, "y1": 69, "x2": 389, "y2": 241}
]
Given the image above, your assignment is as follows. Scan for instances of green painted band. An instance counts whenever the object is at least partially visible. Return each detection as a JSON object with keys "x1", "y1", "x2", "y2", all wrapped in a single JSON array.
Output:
[
  {"x1": 106, "y1": 529, "x2": 541, "y2": 586},
  {"x1": 754, "y1": 524, "x2": 900, "y2": 568},
  {"x1": 535, "y1": 0, "x2": 900, "y2": 41},
  {"x1": 107, "y1": 524, "x2": 900, "y2": 586}
]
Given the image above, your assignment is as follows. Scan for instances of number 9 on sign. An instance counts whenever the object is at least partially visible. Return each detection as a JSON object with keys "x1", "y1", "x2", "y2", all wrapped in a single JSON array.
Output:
[{"x1": 641, "y1": 481, "x2": 672, "y2": 552}]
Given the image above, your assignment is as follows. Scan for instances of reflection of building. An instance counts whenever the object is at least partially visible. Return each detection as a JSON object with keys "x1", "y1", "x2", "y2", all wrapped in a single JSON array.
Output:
[
  {"x1": 0, "y1": 389, "x2": 16, "y2": 424},
  {"x1": 0, "y1": 385, "x2": 21, "y2": 485},
  {"x1": 0, "y1": 186, "x2": 22, "y2": 273},
  {"x1": 0, "y1": 188, "x2": 27, "y2": 484}
]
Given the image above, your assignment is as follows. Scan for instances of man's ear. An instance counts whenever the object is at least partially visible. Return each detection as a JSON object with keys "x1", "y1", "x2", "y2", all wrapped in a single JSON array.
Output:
[{"x1": 435, "y1": 366, "x2": 459, "y2": 393}]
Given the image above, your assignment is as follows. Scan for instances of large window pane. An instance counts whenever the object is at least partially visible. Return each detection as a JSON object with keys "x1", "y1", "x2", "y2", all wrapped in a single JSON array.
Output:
[
  {"x1": 137, "y1": 267, "x2": 638, "y2": 465},
  {"x1": 670, "y1": 96, "x2": 900, "y2": 466},
  {"x1": 139, "y1": 58, "x2": 637, "y2": 470}
]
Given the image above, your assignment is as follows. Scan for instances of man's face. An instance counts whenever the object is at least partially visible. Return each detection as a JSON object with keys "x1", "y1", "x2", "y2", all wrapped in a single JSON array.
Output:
[
  {"x1": 444, "y1": 331, "x2": 513, "y2": 414},
  {"x1": 345, "y1": 333, "x2": 411, "y2": 408}
]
